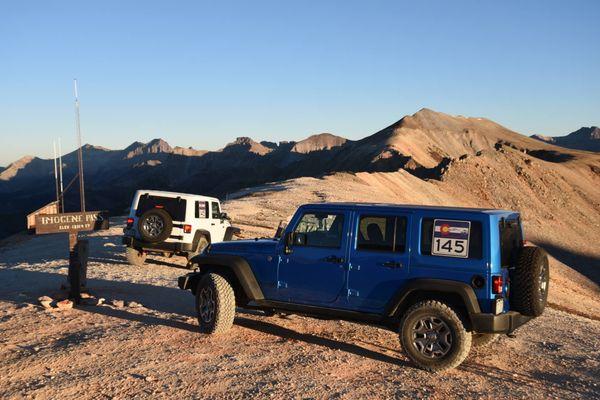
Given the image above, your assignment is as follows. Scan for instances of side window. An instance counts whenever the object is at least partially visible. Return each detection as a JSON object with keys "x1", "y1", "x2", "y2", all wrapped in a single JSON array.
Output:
[
  {"x1": 420, "y1": 218, "x2": 482, "y2": 259},
  {"x1": 196, "y1": 201, "x2": 208, "y2": 218},
  {"x1": 357, "y1": 215, "x2": 407, "y2": 253},
  {"x1": 293, "y1": 213, "x2": 344, "y2": 248},
  {"x1": 211, "y1": 202, "x2": 220, "y2": 219}
]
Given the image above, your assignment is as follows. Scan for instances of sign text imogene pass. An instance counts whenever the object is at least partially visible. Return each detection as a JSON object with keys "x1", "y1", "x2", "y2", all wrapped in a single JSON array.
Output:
[{"x1": 35, "y1": 211, "x2": 109, "y2": 234}]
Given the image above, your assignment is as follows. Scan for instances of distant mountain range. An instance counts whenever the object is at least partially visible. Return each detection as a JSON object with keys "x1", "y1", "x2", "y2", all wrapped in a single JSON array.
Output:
[
  {"x1": 531, "y1": 126, "x2": 600, "y2": 152},
  {"x1": 1, "y1": 108, "x2": 598, "y2": 239}
]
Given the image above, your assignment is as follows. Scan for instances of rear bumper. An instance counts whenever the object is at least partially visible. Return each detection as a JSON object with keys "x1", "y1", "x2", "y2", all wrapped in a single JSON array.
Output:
[
  {"x1": 122, "y1": 235, "x2": 194, "y2": 253},
  {"x1": 471, "y1": 311, "x2": 532, "y2": 334}
]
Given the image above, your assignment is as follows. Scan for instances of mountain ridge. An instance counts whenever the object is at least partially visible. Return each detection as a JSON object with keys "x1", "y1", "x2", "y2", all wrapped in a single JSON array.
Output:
[
  {"x1": 1, "y1": 108, "x2": 598, "y2": 240},
  {"x1": 531, "y1": 126, "x2": 600, "y2": 152}
]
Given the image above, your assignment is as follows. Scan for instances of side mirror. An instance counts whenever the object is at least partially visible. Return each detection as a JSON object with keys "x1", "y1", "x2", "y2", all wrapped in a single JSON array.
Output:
[
  {"x1": 294, "y1": 233, "x2": 307, "y2": 246},
  {"x1": 284, "y1": 231, "x2": 306, "y2": 254},
  {"x1": 220, "y1": 212, "x2": 229, "y2": 220},
  {"x1": 284, "y1": 232, "x2": 296, "y2": 254}
]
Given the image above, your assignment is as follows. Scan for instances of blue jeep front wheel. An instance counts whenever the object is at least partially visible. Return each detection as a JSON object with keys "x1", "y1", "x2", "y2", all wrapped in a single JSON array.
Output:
[
  {"x1": 400, "y1": 300, "x2": 472, "y2": 372},
  {"x1": 195, "y1": 273, "x2": 236, "y2": 334}
]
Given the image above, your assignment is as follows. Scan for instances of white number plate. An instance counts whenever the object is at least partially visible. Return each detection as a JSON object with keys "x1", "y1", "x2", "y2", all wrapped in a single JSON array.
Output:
[{"x1": 432, "y1": 219, "x2": 471, "y2": 258}]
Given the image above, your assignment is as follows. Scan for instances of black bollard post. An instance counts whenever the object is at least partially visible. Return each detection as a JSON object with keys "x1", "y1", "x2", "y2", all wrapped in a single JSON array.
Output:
[{"x1": 68, "y1": 232, "x2": 82, "y2": 303}]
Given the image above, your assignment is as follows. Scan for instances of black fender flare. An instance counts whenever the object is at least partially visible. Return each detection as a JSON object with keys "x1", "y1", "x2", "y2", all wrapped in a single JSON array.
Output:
[
  {"x1": 192, "y1": 230, "x2": 211, "y2": 250},
  {"x1": 224, "y1": 226, "x2": 241, "y2": 241},
  {"x1": 180, "y1": 254, "x2": 264, "y2": 301},
  {"x1": 385, "y1": 279, "x2": 482, "y2": 318}
]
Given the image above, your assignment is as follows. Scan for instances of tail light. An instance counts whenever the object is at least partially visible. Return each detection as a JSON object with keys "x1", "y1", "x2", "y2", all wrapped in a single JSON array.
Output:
[
  {"x1": 183, "y1": 224, "x2": 192, "y2": 234},
  {"x1": 126, "y1": 218, "x2": 134, "y2": 228},
  {"x1": 492, "y1": 275, "x2": 503, "y2": 294},
  {"x1": 155, "y1": 205, "x2": 164, "y2": 209}
]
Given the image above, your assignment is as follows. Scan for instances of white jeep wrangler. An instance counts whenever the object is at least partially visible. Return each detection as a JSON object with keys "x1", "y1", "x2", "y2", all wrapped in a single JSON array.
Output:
[{"x1": 122, "y1": 190, "x2": 239, "y2": 266}]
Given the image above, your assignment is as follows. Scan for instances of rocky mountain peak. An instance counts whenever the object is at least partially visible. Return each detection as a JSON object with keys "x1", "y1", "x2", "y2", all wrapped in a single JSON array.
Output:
[
  {"x1": 531, "y1": 126, "x2": 600, "y2": 152},
  {"x1": 146, "y1": 138, "x2": 173, "y2": 153},
  {"x1": 0, "y1": 155, "x2": 38, "y2": 181},
  {"x1": 124, "y1": 138, "x2": 173, "y2": 159},
  {"x1": 82, "y1": 144, "x2": 109, "y2": 151},
  {"x1": 291, "y1": 133, "x2": 347, "y2": 154},
  {"x1": 570, "y1": 126, "x2": 600, "y2": 140},
  {"x1": 223, "y1": 137, "x2": 272, "y2": 155},
  {"x1": 124, "y1": 141, "x2": 145, "y2": 152}
]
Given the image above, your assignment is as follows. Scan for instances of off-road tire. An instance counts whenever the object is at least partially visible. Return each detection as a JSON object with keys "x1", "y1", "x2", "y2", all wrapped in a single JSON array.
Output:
[
  {"x1": 125, "y1": 247, "x2": 146, "y2": 266},
  {"x1": 510, "y1": 246, "x2": 549, "y2": 317},
  {"x1": 186, "y1": 236, "x2": 209, "y2": 262},
  {"x1": 137, "y1": 208, "x2": 173, "y2": 243},
  {"x1": 195, "y1": 273, "x2": 235, "y2": 334},
  {"x1": 472, "y1": 333, "x2": 499, "y2": 347},
  {"x1": 400, "y1": 300, "x2": 472, "y2": 372}
]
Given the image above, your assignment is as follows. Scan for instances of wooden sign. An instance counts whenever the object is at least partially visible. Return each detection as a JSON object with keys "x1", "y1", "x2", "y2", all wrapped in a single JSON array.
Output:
[
  {"x1": 31, "y1": 210, "x2": 109, "y2": 302},
  {"x1": 35, "y1": 211, "x2": 109, "y2": 235}
]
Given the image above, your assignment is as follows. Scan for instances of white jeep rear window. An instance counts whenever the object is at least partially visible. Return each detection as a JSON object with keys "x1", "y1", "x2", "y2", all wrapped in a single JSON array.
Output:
[{"x1": 136, "y1": 195, "x2": 186, "y2": 221}]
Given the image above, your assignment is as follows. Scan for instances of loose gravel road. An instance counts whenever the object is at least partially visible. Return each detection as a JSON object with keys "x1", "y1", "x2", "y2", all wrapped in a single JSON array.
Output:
[{"x1": 0, "y1": 224, "x2": 599, "y2": 399}]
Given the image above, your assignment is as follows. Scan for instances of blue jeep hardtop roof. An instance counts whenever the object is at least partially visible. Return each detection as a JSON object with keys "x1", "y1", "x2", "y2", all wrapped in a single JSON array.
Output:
[{"x1": 301, "y1": 202, "x2": 516, "y2": 216}]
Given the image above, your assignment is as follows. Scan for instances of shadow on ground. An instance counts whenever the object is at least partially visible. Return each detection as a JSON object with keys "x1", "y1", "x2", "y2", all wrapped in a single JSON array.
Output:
[
  {"x1": 0, "y1": 267, "x2": 407, "y2": 366},
  {"x1": 536, "y1": 240, "x2": 600, "y2": 284},
  {"x1": 460, "y1": 362, "x2": 591, "y2": 398}
]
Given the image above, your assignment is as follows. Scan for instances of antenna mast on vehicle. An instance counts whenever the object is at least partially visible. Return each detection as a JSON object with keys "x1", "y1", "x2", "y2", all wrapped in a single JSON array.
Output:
[{"x1": 73, "y1": 79, "x2": 86, "y2": 211}]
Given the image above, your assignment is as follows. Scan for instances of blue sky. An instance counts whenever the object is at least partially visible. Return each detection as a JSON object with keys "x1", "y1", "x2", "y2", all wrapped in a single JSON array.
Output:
[{"x1": 1, "y1": 1, "x2": 599, "y2": 165}]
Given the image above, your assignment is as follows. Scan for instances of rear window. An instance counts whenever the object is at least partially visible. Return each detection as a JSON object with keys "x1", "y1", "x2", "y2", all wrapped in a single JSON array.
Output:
[
  {"x1": 136, "y1": 195, "x2": 187, "y2": 221},
  {"x1": 420, "y1": 218, "x2": 483, "y2": 259},
  {"x1": 500, "y1": 218, "x2": 523, "y2": 267}
]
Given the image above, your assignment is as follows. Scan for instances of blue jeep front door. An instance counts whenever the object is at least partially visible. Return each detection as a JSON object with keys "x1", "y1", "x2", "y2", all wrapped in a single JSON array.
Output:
[
  {"x1": 278, "y1": 210, "x2": 348, "y2": 305},
  {"x1": 346, "y1": 212, "x2": 411, "y2": 313}
]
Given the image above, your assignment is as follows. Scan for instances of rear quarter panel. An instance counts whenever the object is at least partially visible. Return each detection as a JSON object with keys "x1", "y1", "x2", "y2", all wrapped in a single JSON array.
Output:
[{"x1": 409, "y1": 210, "x2": 493, "y2": 313}]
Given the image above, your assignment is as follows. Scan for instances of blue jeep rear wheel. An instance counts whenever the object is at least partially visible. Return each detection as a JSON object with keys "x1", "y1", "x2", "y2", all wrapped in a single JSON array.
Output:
[{"x1": 400, "y1": 300, "x2": 472, "y2": 372}]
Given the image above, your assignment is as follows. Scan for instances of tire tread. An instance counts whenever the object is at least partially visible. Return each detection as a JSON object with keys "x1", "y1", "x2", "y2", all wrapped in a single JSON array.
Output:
[
  {"x1": 400, "y1": 300, "x2": 471, "y2": 372},
  {"x1": 510, "y1": 246, "x2": 549, "y2": 317},
  {"x1": 196, "y1": 273, "x2": 235, "y2": 334}
]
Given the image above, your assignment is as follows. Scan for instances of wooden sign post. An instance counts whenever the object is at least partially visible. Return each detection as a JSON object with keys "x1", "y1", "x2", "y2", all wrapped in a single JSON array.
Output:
[{"x1": 34, "y1": 211, "x2": 109, "y2": 302}]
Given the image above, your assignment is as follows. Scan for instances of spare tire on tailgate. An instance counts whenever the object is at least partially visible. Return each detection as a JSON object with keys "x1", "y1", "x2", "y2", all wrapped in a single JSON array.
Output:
[
  {"x1": 138, "y1": 208, "x2": 173, "y2": 243},
  {"x1": 509, "y1": 246, "x2": 549, "y2": 317}
]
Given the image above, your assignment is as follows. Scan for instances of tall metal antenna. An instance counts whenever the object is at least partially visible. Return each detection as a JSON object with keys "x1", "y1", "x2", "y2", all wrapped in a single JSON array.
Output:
[
  {"x1": 58, "y1": 137, "x2": 64, "y2": 212},
  {"x1": 53, "y1": 141, "x2": 60, "y2": 207},
  {"x1": 73, "y1": 79, "x2": 86, "y2": 212}
]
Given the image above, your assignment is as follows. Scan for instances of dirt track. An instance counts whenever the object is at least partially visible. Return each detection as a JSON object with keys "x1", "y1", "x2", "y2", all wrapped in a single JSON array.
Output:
[{"x1": 1, "y1": 223, "x2": 599, "y2": 399}]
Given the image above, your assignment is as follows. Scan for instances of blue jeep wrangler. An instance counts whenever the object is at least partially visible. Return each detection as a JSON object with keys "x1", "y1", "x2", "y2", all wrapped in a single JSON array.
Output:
[{"x1": 178, "y1": 203, "x2": 549, "y2": 371}]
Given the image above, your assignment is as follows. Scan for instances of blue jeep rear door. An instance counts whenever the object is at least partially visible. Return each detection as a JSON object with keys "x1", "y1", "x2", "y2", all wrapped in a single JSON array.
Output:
[
  {"x1": 346, "y1": 211, "x2": 411, "y2": 313},
  {"x1": 277, "y1": 209, "x2": 349, "y2": 305}
]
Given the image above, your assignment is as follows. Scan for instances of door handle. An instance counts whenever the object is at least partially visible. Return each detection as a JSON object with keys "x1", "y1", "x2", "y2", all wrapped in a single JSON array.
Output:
[
  {"x1": 381, "y1": 261, "x2": 402, "y2": 268},
  {"x1": 324, "y1": 255, "x2": 345, "y2": 263}
]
